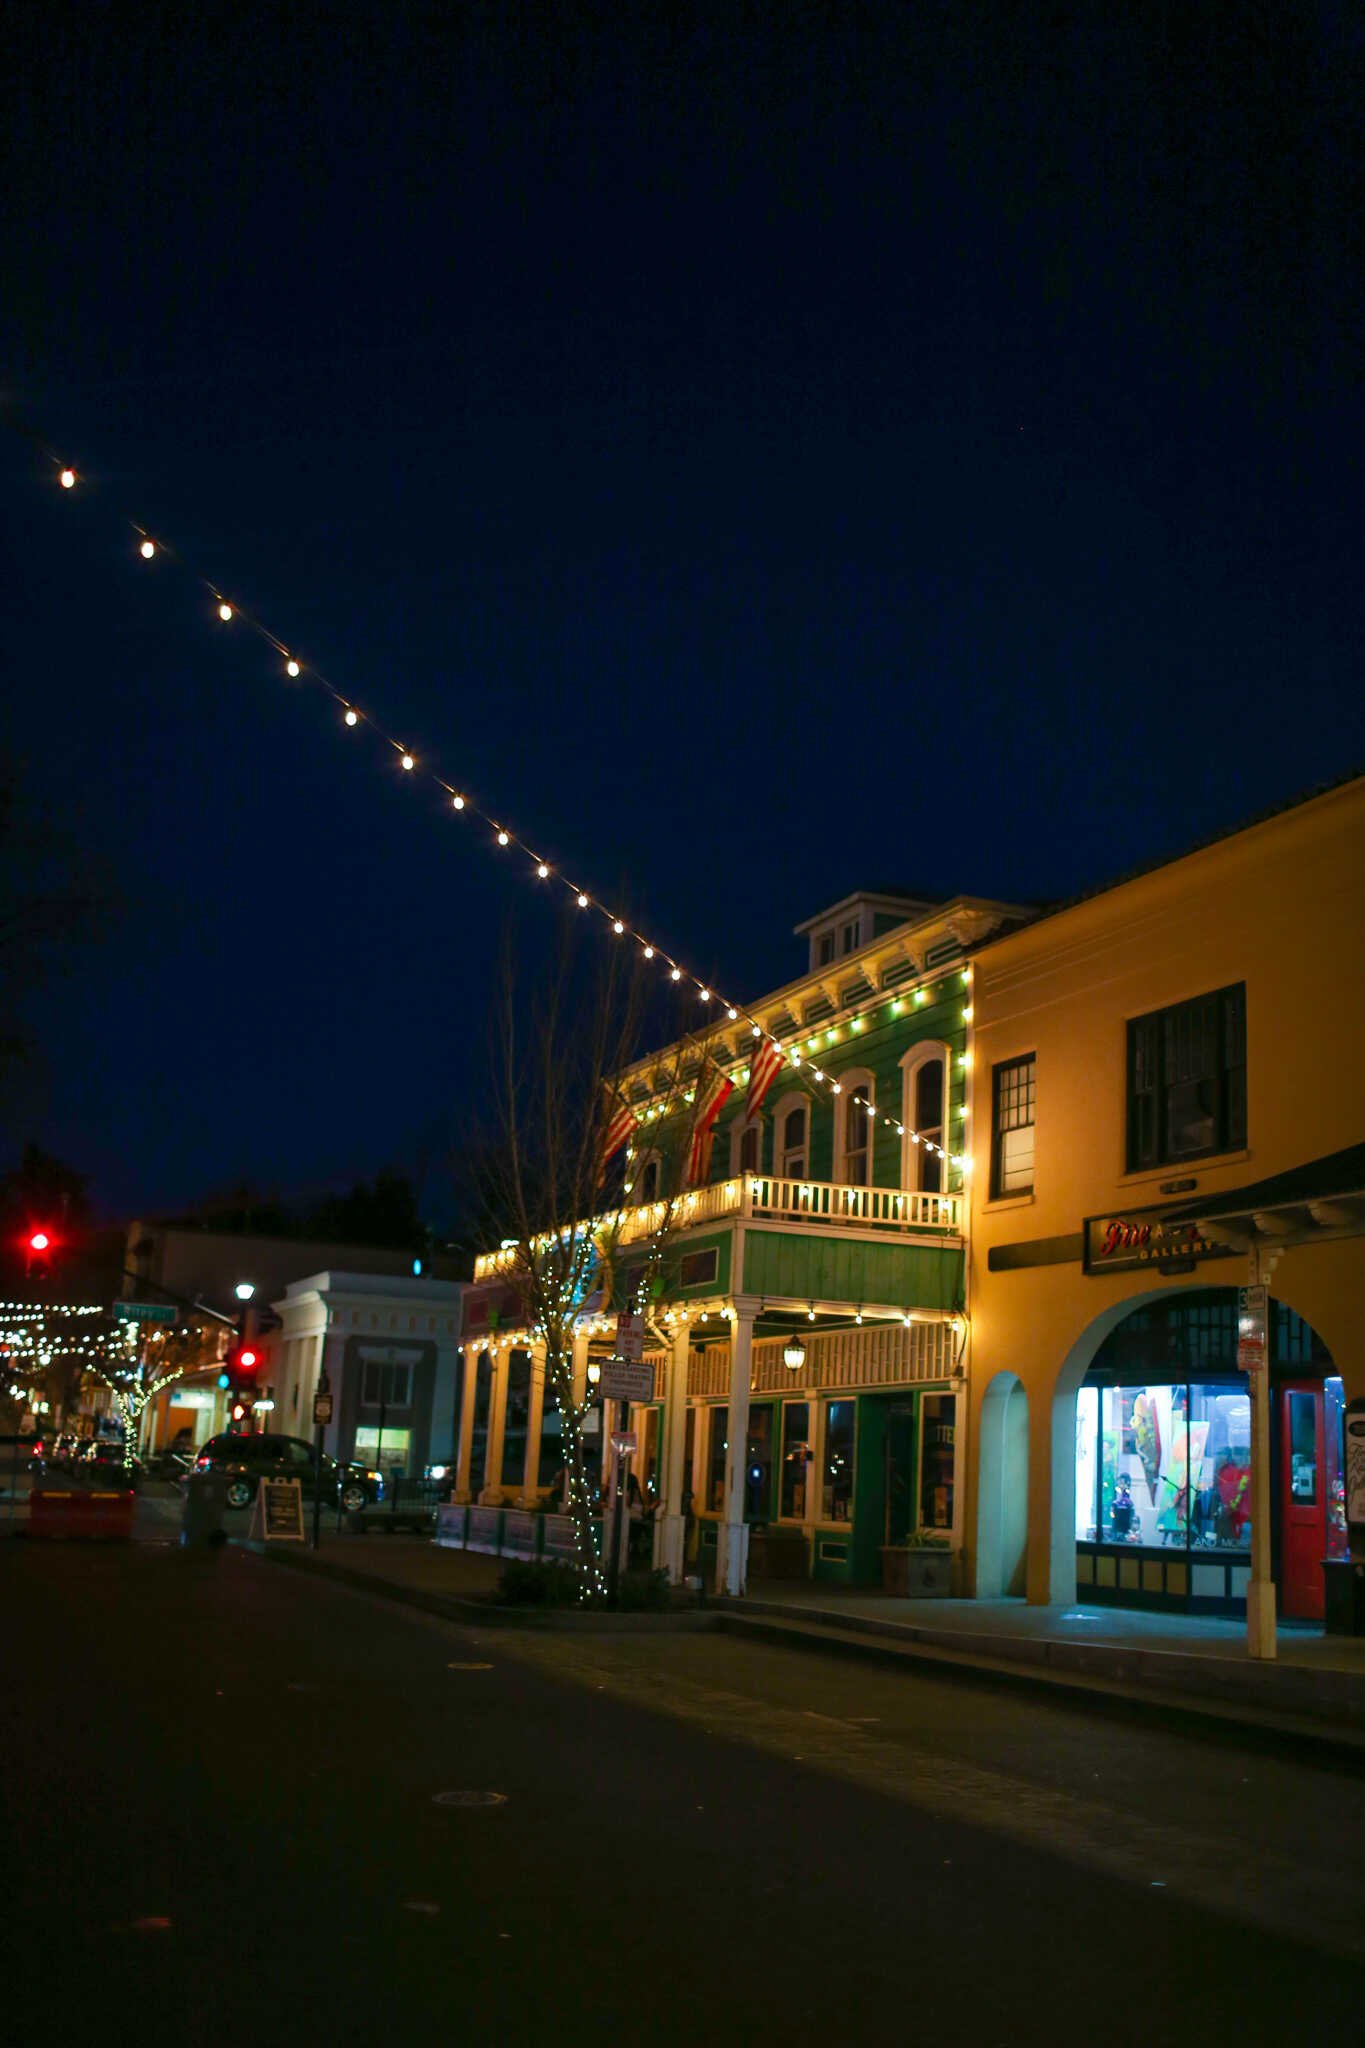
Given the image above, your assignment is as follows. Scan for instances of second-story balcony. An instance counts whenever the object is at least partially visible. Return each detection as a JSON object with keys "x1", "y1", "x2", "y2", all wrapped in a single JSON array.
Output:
[{"x1": 473, "y1": 1173, "x2": 961, "y2": 1281}]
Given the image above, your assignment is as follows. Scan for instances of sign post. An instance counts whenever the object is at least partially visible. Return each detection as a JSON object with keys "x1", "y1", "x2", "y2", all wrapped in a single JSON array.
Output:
[
  {"x1": 311, "y1": 1370, "x2": 333, "y2": 1551},
  {"x1": 1239, "y1": 1280, "x2": 1276, "y2": 1660}
]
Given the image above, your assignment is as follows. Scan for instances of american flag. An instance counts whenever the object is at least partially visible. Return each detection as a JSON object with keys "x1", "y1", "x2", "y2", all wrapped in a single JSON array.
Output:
[
  {"x1": 686, "y1": 1060, "x2": 735, "y2": 1186},
  {"x1": 745, "y1": 1035, "x2": 785, "y2": 1123},
  {"x1": 596, "y1": 1093, "x2": 639, "y2": 1183}
]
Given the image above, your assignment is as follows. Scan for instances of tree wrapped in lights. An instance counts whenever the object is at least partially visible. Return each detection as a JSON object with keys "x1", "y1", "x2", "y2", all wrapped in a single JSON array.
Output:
[
  {"x1": 470, "y1": 922, "x2": 724, "y2": 1602},
  {"x1": 87, "y1": 1321, "x2": 218, "y2": 1447}
]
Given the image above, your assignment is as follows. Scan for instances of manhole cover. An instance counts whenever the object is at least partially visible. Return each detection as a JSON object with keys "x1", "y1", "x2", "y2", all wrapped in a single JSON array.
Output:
[{"x1": 432, "y1": 1789, "x2": 507, "y2": 1809}]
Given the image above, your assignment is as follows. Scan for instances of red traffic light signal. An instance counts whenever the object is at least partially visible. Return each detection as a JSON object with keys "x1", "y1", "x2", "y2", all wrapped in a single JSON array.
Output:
[
  {"x1": 28, "y1": 1230, "x2": 52, "y2": 1253},
  {"x1": 238, "y1": 1347, "x2": 258, "y2": 1372}
]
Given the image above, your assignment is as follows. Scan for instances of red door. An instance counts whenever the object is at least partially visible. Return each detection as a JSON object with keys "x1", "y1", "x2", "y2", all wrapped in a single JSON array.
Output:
[{"x1": 1279, "y1": 1382, "x2": 1326, "y2": 1621}]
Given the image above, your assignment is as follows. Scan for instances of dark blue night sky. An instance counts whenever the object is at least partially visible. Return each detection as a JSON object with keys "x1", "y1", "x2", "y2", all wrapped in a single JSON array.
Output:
[{"x1": 3, "y1": 8, "x2": 1360, "y2": 1221}]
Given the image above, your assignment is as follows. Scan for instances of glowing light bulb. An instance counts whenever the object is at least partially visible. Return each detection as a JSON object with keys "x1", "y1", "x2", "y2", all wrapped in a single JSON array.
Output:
[
  {"x1": 831, "y1": 1082, "x2": 841, "y2": 1094},
  {"x1": 577, "y1": 893, "x2": 589, "y2": 908},
  {"x1": 344, "y1": 708, "x2": 359, "y2": 726},
  {"x1": 218, "y1": 602, "x2": 233, "y2": 622},
  {"x1": 537, "y1": 863, "x2": 549, "y2": 878},
  {"x1": 139, "y1": 539, "x2": 155, "y2": 560},
  {"x1": 727, "y1": 1007, "x2": 738, "y2": 1021},
  {"x1": 452, "y1": 793, "x2": 465, "y2": 809},
  {"x1": 285, "y1": 658, "x2": 300, "y2": 677},
  {"x1": 699, "y1": 988, "x2": 710, "y2": 1002},
  {"x1": 643, "y1": 945, "x2": 654, "y2": 959},
  {"x1": 670, "y1": 967, "x2": 682, "y2": 982},
  {"x1": 751, "y1": 1024, "x2": 761, "y2": 1037},
  {"x1": 496, "y1": 829, "x2": 509, "y2": 845},
  {"x1": 401, "y1": 753, "x2": 416, "y2": 772},
  {"x1": 59, "y1": 468, "x2": 76, "y2": 489},
  {"x1": 613, "y1": 919, "x2": 625, "y2": 934}
]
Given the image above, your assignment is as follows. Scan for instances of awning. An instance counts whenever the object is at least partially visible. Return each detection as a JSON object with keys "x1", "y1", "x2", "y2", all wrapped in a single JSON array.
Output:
[{"x1": 1159, "y1": 1142, "x2": 1365, "y2": 1250}]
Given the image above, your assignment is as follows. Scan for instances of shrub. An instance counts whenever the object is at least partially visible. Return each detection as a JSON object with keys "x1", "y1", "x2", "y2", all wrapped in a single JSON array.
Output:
[
  {"x1": 616, "y1": 1567, "x2": 671, "y2": 1611},
  {"x1": 496, "y1": 1559, "x2": 582, "y2": 1607}
]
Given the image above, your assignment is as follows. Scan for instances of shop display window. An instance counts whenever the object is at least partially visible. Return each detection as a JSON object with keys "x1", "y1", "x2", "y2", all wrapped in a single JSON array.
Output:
[
  {"x1": 745, "y1": 1406, "x2": 774, "y2": 1519},
  {"x1": 919, "y1": 1393, "x2": 956, "y2": 1532},
  {"x1": 780, "y1": 1401, "x2": 810, "y2": 1519},
  {"x1": 1076, "y1": 1378, "x2": 1251, "y2": 1553},
  {"x1": 822, "y1": 1399, "x2": 855, "y2": 1523},
  {"x1": 1324, "y1": 1376, "x2": 1348, "y2": 1561}
]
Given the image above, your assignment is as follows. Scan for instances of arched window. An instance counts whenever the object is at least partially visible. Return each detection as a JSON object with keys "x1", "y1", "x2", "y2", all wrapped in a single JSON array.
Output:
[
  {"x1": 729, "y1": 1116, "x2": 763, "y2": 1176},
  {"x1": 636, "y1": 1153, "x2": 661, "y2": 1205},
  {"x1": 900, "y1": 1043, "x2": 949, "y2": 1193},
  {"x1": 772, "y1": 1094, "x2": 808, "y2": 1179},
  {"x1": 836, "y1": 1068, "x2": 876, "y2": 1185}
]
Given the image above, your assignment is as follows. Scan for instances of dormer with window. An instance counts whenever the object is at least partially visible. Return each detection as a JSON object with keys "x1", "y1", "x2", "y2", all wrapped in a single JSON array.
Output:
[{"x1": 794, "y1": 892, "x2": 939, "y2": 977}]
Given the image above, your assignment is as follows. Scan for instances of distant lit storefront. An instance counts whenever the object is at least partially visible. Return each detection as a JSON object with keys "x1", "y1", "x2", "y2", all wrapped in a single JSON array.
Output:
[{"x1": 1074, "y1": 1291, "x2": 1347, "y2": 1615}]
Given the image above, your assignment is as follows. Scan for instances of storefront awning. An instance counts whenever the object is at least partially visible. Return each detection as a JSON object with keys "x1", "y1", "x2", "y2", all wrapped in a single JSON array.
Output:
[{"x1": 1159, "y1": 1142, "x2": 1365, "y2": 1250}]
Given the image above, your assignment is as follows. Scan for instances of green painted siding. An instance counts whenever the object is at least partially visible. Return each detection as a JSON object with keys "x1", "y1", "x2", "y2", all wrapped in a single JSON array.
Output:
[
  {"x1": 714, "y1": 975, "x2": 970, "y2": 1193},
  {"x1": 743, "y1": 1232, "x2": 964, "y2": 1312}
]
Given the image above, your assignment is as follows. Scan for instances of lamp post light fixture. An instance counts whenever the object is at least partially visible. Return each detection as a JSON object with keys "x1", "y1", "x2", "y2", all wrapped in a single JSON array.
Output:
[
  {"x1": 586, "y1": 1358, "x2": 602, "y2": 1387},
  {"x1": 234, "y1": 1282, "x2": 256, "y2": 1301}
]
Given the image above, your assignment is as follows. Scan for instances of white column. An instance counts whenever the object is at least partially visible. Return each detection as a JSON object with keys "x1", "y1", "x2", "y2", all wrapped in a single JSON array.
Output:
[
  {"x1": 482, "y1": 1346, "x2": 509, "y2": 1502},
  {"x1": 454, "y1": 1346, "x2": 478, "y2": 1502},
  {"x1": 522, "y1": 1340, "x2": 547, "y2": 1499},
  {"x1": 717, "y1": 1304, "x2": 755, "y2": 1596},
  {"x1": 656, "y1": 1323, "x2": 692, "y2": 1582}
]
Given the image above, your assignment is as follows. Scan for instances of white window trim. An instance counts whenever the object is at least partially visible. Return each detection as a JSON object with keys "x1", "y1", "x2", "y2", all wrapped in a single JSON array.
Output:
[
  {"x1": 729, "y1": 1113, "x2": 764, "y2": 1177},
  {"x1": 899, "y1": 1040, "x2": 951, "y2": 1191},
  {"x1": 834, "y1": 1065, "x2": 876, "y2": 1186},
  {"x1": 771, "y1": 1091, "x2": 810, "y2": 1180}
]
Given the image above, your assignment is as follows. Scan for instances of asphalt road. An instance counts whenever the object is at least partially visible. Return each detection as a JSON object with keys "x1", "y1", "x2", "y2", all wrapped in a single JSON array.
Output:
[{"x1": 2, "y1": 1540, "x2": 1360, "y2": 2048}]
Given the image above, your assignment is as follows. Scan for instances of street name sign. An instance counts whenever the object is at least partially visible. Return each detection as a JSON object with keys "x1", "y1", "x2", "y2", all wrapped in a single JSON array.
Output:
[
  {"x1": 596, "y1": 1357, "x2": 655, "y2": 1403},
  {"x1": 113, "y1": 1301, "x2": 177, "y2": 1324}
]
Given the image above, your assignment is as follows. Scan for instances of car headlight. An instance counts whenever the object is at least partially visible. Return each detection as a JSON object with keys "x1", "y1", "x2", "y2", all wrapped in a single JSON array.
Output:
[{"x1": 366, "y1": 1470, "x2": 382, "y2": 1482}]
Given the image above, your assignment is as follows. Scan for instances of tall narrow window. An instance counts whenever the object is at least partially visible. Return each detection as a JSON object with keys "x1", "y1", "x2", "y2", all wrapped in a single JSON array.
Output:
[
  {"x1": 638, "y1": 1155, "x2": 660, "y2": 1204},
  {"x1": 739, "y1": 1122, "x2": 760, "y2": 1172},
  {"x1": 914, "y1": 1059, "x2": 945, "y2": 1193},
  {"x1": 991, "y1": 1054, "x2": 1036, "y2": 1197},
  {"x1": 844, "y1": 1086, "x2": 871, "y2": 1185},
  {"x1": 779, "y1": 1103, "x2": 807, "y2": 1179}
]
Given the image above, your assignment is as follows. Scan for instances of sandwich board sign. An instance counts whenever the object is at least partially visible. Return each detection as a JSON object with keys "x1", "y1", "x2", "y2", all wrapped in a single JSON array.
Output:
[{"x1": 249, "y1": 1477, "x2": 305, "y2": 1543}]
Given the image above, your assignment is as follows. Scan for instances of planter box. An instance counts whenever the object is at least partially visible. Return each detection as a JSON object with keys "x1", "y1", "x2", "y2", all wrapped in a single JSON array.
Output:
[
  {"x1": 748, "y1": 1526, "x2": 809, "y2": 1582},
  {"x1": 465, "y1": 1507, "x2": 503, "y2": 1555},
  {"x1": 434, "y1": 1503, "x2": 468, "y2": 1549},
  {"x1": 500, "y1": 1509, "x2": 538, "y2": 1558},
  {"x1": 881, "y1": 1545, "x2": 956, "y2": 1597}
]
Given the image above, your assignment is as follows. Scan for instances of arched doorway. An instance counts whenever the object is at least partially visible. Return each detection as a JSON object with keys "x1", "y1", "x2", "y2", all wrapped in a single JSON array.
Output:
[
  {"x1": 1053, "y1": 1288, "x2": 1344, "y2": 1617},
  {"x1": 976, "y1": 1370, "x2": 1029, "y2": 1597}
]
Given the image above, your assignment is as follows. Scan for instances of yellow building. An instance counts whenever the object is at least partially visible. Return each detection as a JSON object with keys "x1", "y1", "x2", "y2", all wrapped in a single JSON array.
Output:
[{"x1": 965, "y1": 775, "x2": 1364, "y2": 1644}]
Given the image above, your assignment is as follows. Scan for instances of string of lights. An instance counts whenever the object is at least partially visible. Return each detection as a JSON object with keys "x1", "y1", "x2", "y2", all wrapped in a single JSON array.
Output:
[{"x1": 37, "y1": 441, "x2": 967, "y2": 1167}]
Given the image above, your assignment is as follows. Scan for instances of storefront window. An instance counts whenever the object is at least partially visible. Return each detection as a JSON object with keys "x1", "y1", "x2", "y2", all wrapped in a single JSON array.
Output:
[
  {"x1": 501, "y1": 1351, "x2": 531, "y2": 1489},
  {"x1": 537, "y1": 1380, "x2": 562, "y2": 1488},
  {"x1": 707, "y1": 1407, "x2": 728, "y2": 1513},
  {"x1": 1078, "y1": 1379, "x2": 1252, "y2": 1553},
  {"x1": 822, "y1": 1399, "x2": 855, "y2": 1523},
  {"x1": 780, "y1": 1402, "x2": 810, "y2": 1519},
  {"x1": 745, "y1": 1406, "x2": 773, "y2": 1520},
  {"x1": 919, "y1": 1394, "x2": 956, "y2": 1531},
  {"x1": 1324, "y1": 1377, "x2": 1348, "y2": 1561}
]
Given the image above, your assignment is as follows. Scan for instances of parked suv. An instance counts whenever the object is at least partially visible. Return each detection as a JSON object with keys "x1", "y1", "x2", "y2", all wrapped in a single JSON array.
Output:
[{"x1": 194, "y1": 1433, "x2": 384, "y2": 1512}]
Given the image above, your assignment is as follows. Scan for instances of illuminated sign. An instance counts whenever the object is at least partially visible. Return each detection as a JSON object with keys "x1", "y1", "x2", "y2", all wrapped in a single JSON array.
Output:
[{"x1": 1082, "y1": 1210, "x2": 1238, "y2": 1275}]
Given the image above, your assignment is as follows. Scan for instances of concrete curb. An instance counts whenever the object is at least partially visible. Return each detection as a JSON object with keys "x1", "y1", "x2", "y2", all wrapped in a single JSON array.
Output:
[
  {"x1": 251, "y1": 1542, "x2": 718, "y2": 1632},
  {"x1": 718, "y1": 1606, "x2": 1365, "y2": 1770}
]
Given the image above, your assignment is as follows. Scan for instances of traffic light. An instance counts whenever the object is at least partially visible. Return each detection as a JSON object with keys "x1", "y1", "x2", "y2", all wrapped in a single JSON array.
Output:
[{"x1": 21, "y1": 1226, "x2": 57, "y2": 1281}]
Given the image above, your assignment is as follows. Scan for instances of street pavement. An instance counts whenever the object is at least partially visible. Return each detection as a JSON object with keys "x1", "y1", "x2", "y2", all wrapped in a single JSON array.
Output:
[{"x1": 1, "y1": 1538, "x2": 1360, "y2": 2047}]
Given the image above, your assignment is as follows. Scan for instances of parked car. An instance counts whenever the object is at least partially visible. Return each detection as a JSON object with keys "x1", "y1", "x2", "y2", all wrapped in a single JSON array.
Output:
[{"x1": 193, "y1": 1432, "x2": 384, "y2": 1512}]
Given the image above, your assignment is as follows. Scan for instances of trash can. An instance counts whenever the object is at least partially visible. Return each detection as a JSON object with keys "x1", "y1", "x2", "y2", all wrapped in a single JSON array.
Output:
[
  {"x1": 1323, "y1": 1557, "x2": 1365, "y2": 1636},
  {"x1": 180, "y1": 1470, "x2": 229, "y2": 1547}
]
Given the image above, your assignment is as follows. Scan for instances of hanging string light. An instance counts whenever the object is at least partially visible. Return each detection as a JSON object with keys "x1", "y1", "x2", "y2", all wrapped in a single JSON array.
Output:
[{"x1": 32, "y1": 433, "x2": 968, "y2": 1168}]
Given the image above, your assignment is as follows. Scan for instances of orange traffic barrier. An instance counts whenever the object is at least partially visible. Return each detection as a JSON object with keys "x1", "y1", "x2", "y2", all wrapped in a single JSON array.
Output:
[{"x1": 29, "y1": 1488, "x2": 136, "y2": 1540}]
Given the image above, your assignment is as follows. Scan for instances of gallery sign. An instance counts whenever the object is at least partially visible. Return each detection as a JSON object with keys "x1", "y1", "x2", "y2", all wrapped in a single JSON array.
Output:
[{"x1": 1082, "y1": 1208, "x2": 1239, "y2": 1275}]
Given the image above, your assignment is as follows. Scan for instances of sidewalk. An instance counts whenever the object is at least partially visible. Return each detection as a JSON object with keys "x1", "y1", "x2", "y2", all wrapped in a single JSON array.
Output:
[
  {"x1": 725, "y1": 1584, "x2": 1365, "y2": 1737},
  {"x1": 246, "y1": 1529, "x2": 1365, "y2": 1755}
]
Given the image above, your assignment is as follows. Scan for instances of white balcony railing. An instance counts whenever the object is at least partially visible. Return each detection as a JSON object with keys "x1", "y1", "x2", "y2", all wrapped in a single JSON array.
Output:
[{"x1": 474, "y1": 1174, "x2": 961, "y2": 1279}]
